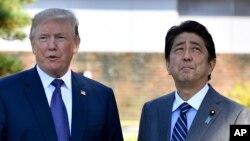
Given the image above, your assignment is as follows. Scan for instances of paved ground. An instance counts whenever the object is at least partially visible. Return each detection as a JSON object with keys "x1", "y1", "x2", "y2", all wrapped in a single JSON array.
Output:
[{"x1": 122, "y1": 125, "x2": 139, "y2": 139}]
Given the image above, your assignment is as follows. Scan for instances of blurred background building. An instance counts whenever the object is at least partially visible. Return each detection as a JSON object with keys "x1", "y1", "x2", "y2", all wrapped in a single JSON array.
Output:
[{"x1": 1, "y1": 0, "x2": 250, "y2": 140}]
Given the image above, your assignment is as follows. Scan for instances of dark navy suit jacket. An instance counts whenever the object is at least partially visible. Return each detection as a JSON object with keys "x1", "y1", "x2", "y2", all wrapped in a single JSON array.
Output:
[
  {"x1": 0, "y1": 67, "x2": 123, "y2": 141},
  {"x1": 138, "y1": 85, "x2": 250, "y2": 141}
]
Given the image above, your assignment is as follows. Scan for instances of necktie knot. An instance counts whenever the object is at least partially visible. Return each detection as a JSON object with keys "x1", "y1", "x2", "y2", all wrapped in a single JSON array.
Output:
[
  {"x1": 179, "y1": 103, "x2": 191, "y2": 114},
  {"x1": 51, "y1": 79, "x2": 64, "y2": 89}
]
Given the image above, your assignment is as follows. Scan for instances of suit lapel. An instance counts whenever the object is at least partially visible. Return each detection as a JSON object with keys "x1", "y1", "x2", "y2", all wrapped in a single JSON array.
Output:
[
  {"x1": 186, "y1": 86, "x2": 223, "y2": 141},
  {"x1": 71, "y1": 72, "x2": 89, "y2": 141},
  {"x1": 24, "y1": 68, "x2": 57, "y2": 141},
  {"x1": 158, "y1": 93, "x2": 175, "y2": 141}
]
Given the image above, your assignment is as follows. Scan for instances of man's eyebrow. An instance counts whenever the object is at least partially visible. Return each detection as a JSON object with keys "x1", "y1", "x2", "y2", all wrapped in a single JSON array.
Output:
[
  {"x1": 190, "y1": 41, "x2": 202, "y2": 47},
  {"x1": 55, "y1": 33, "x2": 68, "y2": 36},
  {"x1": 173, "y1": 41, "x2": 186, "y2": 47},
  {"x1": 174, "y1": 41, "x2": 202, "y2": 47}
]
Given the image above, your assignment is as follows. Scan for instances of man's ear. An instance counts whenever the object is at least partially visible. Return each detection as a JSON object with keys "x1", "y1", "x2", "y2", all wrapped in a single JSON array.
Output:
[
  {"x1": 31, "y1": 41, "x2": 36, "y2": 55},
  {"x1": 208, "y1": 59, "x2": 216, "y2": 75},
  {"x1": 166, "y1": 61, "x2": 171, "y2": 75},
  {"x1": 73, "y1": 38, "x2": 80, "y2": 54}
]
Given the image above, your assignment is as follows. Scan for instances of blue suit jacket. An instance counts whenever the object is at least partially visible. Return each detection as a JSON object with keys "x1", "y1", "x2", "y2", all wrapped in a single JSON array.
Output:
[
  {"x1": 138, "y1": 85, "x2": 250, "y2": 141},
  {"x1": 0, "y1": 67, "x2": 123, "y2": 141}
]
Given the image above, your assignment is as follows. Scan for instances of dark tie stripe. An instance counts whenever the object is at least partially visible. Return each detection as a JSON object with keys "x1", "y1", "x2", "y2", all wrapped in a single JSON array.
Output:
[{"x1": 171, "y1": 103, "x2": 192, "y2": 141}]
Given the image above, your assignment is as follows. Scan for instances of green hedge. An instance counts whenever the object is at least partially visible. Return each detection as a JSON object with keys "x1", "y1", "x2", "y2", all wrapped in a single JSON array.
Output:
[
  {"x1": 0, "y1": 54, "x2": 24, "y2": 77},
  {"x1": 226, "y1": 82, "x2": 250, "y2": 107}
]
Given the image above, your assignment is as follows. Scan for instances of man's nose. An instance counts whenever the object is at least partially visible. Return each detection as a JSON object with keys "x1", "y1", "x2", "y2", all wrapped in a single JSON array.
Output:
[
  {"x1": 182, "y1": 49, "x2": 193, "y2": 61},
  {"x1": 48, "y1": 37, "x2": 56, "y2": 50}
]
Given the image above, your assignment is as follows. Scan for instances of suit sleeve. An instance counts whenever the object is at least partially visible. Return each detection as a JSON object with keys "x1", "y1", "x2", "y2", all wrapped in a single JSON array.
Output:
[
  {"x1": 0, "y1": 93, "x2": 7, "y2": 141},
  {"x1": 235, "y1": 107, "x2": 250, "y2": 124},
  {"x1": 106, "y1": 88, "x2": 124, "y2": 141},
  {"x1": 138, "y1": 103, "x2": 147, "y2": 141}
]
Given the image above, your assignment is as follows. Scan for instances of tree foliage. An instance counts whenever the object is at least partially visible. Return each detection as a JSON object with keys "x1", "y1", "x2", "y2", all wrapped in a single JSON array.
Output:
[
  {"x1": 226, "y1": 82, "x2": 250, "y2": 107},
  {"x1": 0, "y1": 0, "x2": 33, "y2": 76},
  {"x1": 0, "y1": 54, "x2": 24, "y2": 77},
  {"x1": 0, "y1": 0, "x2": 34, "y2": 40}
]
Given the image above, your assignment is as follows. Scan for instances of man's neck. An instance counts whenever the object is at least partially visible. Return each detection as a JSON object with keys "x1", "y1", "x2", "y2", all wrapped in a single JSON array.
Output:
[{"x1": 175, "y1": 81, "x2": 207, "y2": 101}]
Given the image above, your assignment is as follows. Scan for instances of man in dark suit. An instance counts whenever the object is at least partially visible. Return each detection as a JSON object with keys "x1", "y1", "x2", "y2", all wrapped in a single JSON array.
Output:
[
  {"x1": 138, "y1": 20, "x2": 250, "y2": 141},
  {"x1": 0, "y1": 8, "x2": 123, "y2": 141}
]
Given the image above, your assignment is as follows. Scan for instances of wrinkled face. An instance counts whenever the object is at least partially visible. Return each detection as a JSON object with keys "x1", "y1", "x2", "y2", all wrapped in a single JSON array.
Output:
[
  {"x1": 167, "y1": 32, "x2": 215, "y2": 85},
  {"x1": 31, "y1": 19, "x2": 79, "y2": 77}
]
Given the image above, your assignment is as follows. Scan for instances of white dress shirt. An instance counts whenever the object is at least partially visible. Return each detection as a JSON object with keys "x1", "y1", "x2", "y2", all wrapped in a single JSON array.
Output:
[
  {"x1": 170, "y1": 84, "x2": 209, "y2": 139},
  {"x1": 36, "y1": 65, "x2": 72, "y2": 132}
]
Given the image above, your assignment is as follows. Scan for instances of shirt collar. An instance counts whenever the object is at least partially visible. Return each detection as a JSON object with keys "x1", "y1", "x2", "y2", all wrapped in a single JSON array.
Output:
[
  {"x1": 172, "y1": 83, "x2": 209, "y2": 112},
  {"x1": 36, "y1": 65, "x2": 72, "y2": 90}
]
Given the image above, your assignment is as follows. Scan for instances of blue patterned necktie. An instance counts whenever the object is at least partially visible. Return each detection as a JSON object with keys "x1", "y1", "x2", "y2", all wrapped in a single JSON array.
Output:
[
  {"x1": 51, "y1": 79, "x2": 70, "y2": 141},
  {"x1": 171, "y1": 103, "x2": 192, "y2": 141}
]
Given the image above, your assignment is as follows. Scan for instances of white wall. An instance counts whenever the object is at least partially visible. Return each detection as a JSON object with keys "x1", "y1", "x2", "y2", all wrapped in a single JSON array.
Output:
[{"x1": 1, "y1": 0, "x2": 249, "y2": 53}]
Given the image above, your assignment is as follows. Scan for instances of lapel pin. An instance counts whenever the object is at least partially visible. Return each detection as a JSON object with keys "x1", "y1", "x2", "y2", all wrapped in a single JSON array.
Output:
[
  {"x1": 80, "y1": 90, "x2": 86, "y2": 96},
  {"x1": 205, "y1": 116, "x2": 212, "y2": 124},
  {"x1": 205, "y1": 109, "x2": 216, "y2": 124},
  {"x1": 210, "y1": 110, "x2": 216, "y2": 116}
]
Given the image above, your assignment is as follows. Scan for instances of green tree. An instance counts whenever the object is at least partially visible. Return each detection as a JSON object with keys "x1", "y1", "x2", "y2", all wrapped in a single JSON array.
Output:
[
  {"x1": 0, "y1": 0, "x2": 34, "y2": 77},
  {"x1": 226, "y1": 82, "x2": 250, "y2": 107},
  {"x1": 0, "y1": 54, "x2": 24, "y2": 77},
  {"x1": 0, "y1": 0, "x2": 34, "y2": 40}
]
